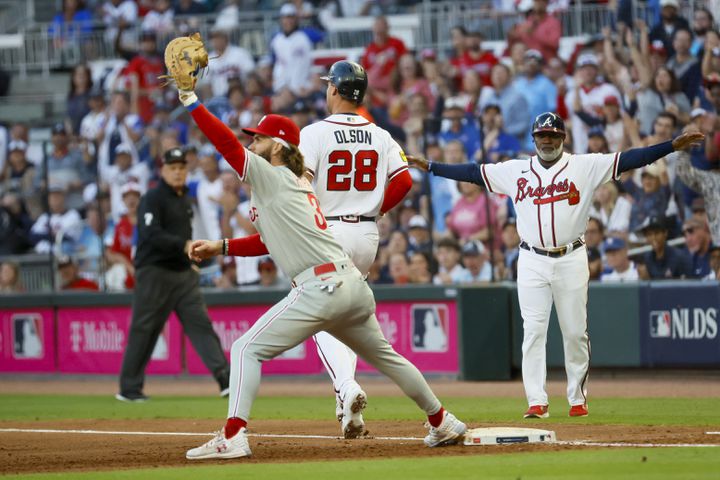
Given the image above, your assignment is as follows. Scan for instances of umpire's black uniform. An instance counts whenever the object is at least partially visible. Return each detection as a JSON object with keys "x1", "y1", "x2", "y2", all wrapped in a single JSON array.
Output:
[{"x1": 117, "y1": 148, "x2": 229, "y2": 401}]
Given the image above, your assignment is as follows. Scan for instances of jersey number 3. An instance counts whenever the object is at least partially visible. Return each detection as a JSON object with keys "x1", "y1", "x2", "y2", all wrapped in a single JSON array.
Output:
[
  {"x1": 327, "y1": 150, "x2": 379, "y2": 191},
  {"x1": 307, "y1": 193, "x2": 327, "y2": 230}
]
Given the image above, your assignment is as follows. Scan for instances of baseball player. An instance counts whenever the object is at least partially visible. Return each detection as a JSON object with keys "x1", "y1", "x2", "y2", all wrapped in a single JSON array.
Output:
[
  {"x1": 409, "y1": 112, "x2": 703, "y2": 418},
  {"x1": 300, "y1": 60, "x2": 413, "y2": 437},
  {"x1": 177, "y1": 91, "x2": 466, "y2": 459}
]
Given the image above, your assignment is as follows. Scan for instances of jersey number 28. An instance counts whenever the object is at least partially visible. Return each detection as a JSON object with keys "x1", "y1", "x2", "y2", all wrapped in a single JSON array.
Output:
[{"x1": 327, "y1": 150, "x2": 379, "y2": 191}]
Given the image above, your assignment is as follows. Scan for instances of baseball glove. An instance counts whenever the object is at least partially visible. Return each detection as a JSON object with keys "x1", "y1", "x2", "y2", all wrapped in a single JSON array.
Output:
[{"x1": 159, "y1": 32, "x2": 209, "y2": 91}]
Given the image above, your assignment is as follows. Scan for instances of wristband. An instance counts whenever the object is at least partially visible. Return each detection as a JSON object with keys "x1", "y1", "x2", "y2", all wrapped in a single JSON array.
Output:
[{"x1": 222, "y1": 238, "x2": 228, "y2": 255}]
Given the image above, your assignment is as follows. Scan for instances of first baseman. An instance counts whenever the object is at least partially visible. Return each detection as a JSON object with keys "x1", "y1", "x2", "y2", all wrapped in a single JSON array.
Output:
[
  {"x1": 178, "y1": 89, "x2": 466, "y2": 459},
  {"x1": 410, "y1": 112, "x2": 704, "y2": 418}
]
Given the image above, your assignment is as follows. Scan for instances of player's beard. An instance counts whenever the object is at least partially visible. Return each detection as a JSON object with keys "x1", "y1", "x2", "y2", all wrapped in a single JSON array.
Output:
[{"x1": 535, "y1": 142, "x2": 564, "y2": 162}]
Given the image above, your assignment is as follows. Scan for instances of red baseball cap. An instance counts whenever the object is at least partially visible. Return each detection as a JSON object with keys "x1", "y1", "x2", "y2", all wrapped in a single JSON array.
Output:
[
  {"x1": 603, "y1": 95, "x2": 619, "y2": 106},
  {"x1": 242, "y1": 114, "x2": 300, "y2": 148}
]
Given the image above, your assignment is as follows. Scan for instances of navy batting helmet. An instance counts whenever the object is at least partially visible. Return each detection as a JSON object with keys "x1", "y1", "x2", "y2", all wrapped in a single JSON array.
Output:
[
  {"x1": 322, "y1": 60, "x2": 368, "y2": 104},
  {"x1": 532, "y1": 112, "x2": 566, "y2": 136}
]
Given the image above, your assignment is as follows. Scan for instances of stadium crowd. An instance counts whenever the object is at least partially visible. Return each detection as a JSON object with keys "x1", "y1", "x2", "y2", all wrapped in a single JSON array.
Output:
[{"x1": 1, "y1": 0, "x2": 719, "y2": 292}]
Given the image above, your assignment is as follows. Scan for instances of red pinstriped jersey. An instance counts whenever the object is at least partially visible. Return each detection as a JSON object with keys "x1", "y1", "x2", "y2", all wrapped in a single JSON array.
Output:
[
  {"x1": 299, "y1": 113, "x2": 408, "y2": 217},
  {"x1": 480, "y1": 152, "x2": 620, "y2": 248}
]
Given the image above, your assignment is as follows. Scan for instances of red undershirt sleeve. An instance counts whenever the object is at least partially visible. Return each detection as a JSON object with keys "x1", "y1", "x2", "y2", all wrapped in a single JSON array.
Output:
[
  {"x1": 380, "y1": 169, "x2": 412, "y2": 215},
  {"x1": 227, "y1": 233, "x2": 269, "y2": 257},
  {"x1": 189, "y1": 103, "x2": 247, "y2": 176}
]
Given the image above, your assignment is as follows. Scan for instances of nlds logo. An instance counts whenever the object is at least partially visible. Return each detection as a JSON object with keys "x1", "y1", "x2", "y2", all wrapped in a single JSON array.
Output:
[{"x1": 650, "y1": 308, "x2": 718, "y2": 339}]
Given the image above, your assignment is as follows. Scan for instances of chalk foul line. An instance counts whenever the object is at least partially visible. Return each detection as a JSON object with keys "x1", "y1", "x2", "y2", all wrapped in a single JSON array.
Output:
[{"x1": 1, "y1": 428, "x2": 719, "y2": 448}]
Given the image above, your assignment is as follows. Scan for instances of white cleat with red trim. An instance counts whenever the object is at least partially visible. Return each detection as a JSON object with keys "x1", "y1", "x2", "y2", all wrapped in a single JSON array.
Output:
[{"x1": 186, "y1": 428, "x2": 252, "y2": 460}]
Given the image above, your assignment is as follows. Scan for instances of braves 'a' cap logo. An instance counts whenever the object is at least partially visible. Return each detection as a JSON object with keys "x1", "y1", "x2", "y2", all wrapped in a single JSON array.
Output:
[{"x1": 538, "y1": 114, "x2": 556, "y2": 128}]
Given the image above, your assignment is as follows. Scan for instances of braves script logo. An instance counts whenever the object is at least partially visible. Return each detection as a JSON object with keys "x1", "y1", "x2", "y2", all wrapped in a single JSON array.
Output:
[{"x1": 515, "y1": 178, "x2": 580, "y2": 206}]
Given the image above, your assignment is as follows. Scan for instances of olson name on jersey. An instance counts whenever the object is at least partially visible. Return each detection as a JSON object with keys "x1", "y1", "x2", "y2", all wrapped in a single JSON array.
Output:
[{"x1": 333, "y1": 130, "x2": 372, "y2": 145}]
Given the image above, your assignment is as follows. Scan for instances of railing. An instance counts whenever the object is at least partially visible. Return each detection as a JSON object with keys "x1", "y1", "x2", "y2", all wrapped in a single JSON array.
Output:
[{"x1": 0, "y1": 0, "x2": 34, "y2": 33}]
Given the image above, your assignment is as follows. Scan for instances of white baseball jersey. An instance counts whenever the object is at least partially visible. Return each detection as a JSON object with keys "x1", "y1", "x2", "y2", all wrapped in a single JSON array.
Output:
[
  {"x1": 480, "y1": 152, "x2": 620, "y2": 248},
  {"x1": 300, "y1": 114, "x2": 408, "y2": 217},
  {"x1": 565, "y1": 83, "x2": 621, "y2": 154},
  {"x1": 238, "y1": 149, "x2": 347, "y2": 279}
]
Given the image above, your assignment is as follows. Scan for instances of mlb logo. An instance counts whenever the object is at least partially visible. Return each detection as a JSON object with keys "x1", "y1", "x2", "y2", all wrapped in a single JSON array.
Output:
[
  {"x1": 650, "y1": 311, "x2": 672, "y2": 338},
  {"x1": 12, "y1": 313, "x2": 43, "y2": 359},
  {"x1": 411, "y1": 305, "x2": 449, "y2": 352}
]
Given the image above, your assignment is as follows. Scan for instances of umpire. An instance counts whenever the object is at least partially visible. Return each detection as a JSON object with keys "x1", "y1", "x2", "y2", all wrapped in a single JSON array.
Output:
[{"x1": 117, "y1": 147, "x2": 229, "y2": 402}]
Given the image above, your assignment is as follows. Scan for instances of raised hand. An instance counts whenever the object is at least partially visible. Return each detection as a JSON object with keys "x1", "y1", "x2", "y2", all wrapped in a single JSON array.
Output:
[
  {"x1": 671, "y1": 131, "x2": 705, "y2": 151},
  {"x1": 405, "y1": 155, "x2": 430, "y2": 171},
  {"x1": 189, "y1": 239, "x2": 222, "y2": 262}
]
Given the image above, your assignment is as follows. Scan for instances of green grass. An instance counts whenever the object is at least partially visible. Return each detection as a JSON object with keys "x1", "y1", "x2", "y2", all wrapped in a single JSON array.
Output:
[
  {"x1": 5, "y1": 448, "x2": 720, "y2": 480},
  {"x1": 1, "y1": 394, "x2": 719, "y2": 426}
]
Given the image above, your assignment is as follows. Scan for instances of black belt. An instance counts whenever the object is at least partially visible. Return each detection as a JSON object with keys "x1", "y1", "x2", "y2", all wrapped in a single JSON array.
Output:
[
  {"x1": 325, "y1": 215, "x2": 376, "y2": 223},
  {"x1": 519, "y1": 239, "x2": 585, "y2": 258}
]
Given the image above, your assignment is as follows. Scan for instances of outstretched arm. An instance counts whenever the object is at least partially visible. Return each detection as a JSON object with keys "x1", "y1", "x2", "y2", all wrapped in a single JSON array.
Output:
[
  {"x1": 406, "y1": 155, "x2": 484, "y2": 185},
  {"x1": 617, "y1": 132, "x2": 705, "y2": 173},
  {"x1": 182, "y1": 93, "x2": 248, "y2": 176},
  {"x1": 189, "y1": 233, "x2": 269, "y2": 262}
]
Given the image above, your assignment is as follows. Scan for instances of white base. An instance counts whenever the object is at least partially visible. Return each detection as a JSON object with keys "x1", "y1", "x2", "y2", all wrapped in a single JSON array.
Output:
[{"x1": 463, "y1": 427, "x2": 556, "y2": 446}]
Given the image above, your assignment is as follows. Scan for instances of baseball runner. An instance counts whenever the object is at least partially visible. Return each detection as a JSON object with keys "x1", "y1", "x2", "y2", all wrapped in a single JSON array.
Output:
[
  {"x1": 174, "y1": 95, "x2": 466, "y2": 460},
  {"x1": 409, "y1": 112, "x2": 703, "y2": 418},
  {"x1": 300, "y1": 60, "x2": 413, "y2": 437}
]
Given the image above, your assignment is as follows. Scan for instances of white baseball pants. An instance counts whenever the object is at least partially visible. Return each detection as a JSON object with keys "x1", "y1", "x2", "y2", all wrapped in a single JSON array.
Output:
[
  {"x1": 226, "y1": 260, "x2": 442, "y2": 421},
  {"x1": 313, "y1": 220, "x2": 378, "y2": 403},
  {"x1": 517, "y1": 246, "x2": 590, "y2": 407}
]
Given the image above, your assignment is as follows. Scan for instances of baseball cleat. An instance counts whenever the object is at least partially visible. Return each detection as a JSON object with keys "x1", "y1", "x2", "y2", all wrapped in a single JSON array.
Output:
[
  {"x1": 115, "y1": 392, "x2": 149, "y2": 403},
  {"x1": 335, "y1": 394, "x2": 344, "y2": 423},
  {"x1": 341, "y1": 388, "x2": 367, "y2": 439},
  {"x1": 524, "y1": 405, "x2": 549, "y2": 418},
  {"x1": 186, "y1": 428, "x2": 251, "y2": 460},
  {"x1": 219, "y1": 388, "x2": 230, "y2": 398},
  {"x1": 569, "y1": 404, "x2": 589, "y2": 417},
  {"x1": 424, "y1": 411, "x2": 466, "y2": 447}
]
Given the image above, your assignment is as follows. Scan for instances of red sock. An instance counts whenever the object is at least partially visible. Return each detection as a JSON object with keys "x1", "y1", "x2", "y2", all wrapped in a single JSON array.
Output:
[
  {"x1": 428, "y1": 407, "x2": 445, "y2": 428},
  {"x1": 224, "y1": 417, "x2": 247, "y2": 439}
]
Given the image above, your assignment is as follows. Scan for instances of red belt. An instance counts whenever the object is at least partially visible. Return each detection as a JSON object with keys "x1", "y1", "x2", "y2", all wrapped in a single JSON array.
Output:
[{"x1": 313, "y1": 262, "x2": 337, "y2": 276}]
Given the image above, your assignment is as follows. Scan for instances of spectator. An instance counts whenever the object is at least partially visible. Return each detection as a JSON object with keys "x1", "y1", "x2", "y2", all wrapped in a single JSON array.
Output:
[
  {"x1": 194, "y1": 151, "x2": 222, "y2": 242},
  {"x1": 1, "y1": 141, "x2": 35, "y2": 205},
  {"x1": 439, "y1": 100, "x2": 480, "y2": 161},
  {"x1": 457, "y1": 240, "x2": 492, "y2": 283},
  {"x1": 447, "y1": 181, "x2": 498, "y2": 246},
  {"x1": 690, "y1": 8, "x2": 715, "y2": 58},
  {"x1": 478, "y1": 104, "x2": 522, "y2": 163},
  {"x1": 35, "y1": 123, "x2": 91, "y2": 211},
  {"x1": 638, "y1": 215, "x2": 692, "y2": 279},
  {"x1": 361, "y1": 15, "x2": 408, "y2": 108},
  {"x1": 116, "y1": 30, "x2": 164, "y2": 125},
  {"x1": 377, "y1": 230, "x2": 409, "y2": 283},
  {"x1": 584, "y1": 217, "x2": 604, "y2": 253},
  {"x1": 456, "y1": 31, "x2": 498, "y2": 88},
  {"x1": 406, "y1": 214, "x2": 432, "y2": 256},
  {"x1": 428, "y1": 142, "x2": 462, "y2": 236},
  {"x1": 213, "y1": 0, "x2": 240, "y2": 30},
  {"x1": 507, "y1": 0, "x2": 561, "y2": 61},
  {"x1": 401, "y1": 93, "x2": 431, "y2": 156},
  {"x1": 513, "y1": 49, "x2": 557, "y2": 150},
  {"x1": 57, "y1": 255, "x2": 99, "y2": 291},
  {"x1": 705, "y1": 245, "x2": 720, "y2": 280},
  {"x1": 587, "y1": 246, "x2": 602, "y2": 280},
  {"x1": 106, "y1": 182, "x2": 140, "y2": 290},
  {"x1": 388, "y1": 54, "x2": 435, "y2": 127},
  {"x1": 174, "y1": 0, "x2": 208, "y2": 15},
  {"x1": 586, "y1": 127, "x2": 609, "y2": 154},
  {"x1": 49, "y1": 0, "x2": 93, "y2": 47},
  {"x1": 287, "y1": 98, "x2": 316, "y2": 131},
  {"x1": 499, "y1": 219, "x2": 520, "y2": 280},
  {"x1": 270, "y1": 3, "x2": 314, "y2": 96},
  {"x1": 544, "y1": 56, "x2": 571, "y2": 119},
  {"x1": 479, "y1": 63, "x2": 531, "y2": 143},
  {"x1": 432, "y1": 237, "x2": 467, "y2": 285},
  {"x1": 601, "y1": 237, "x2": 639, "y2": 282},
  {"x1": 149, "y1": 102, "x2": 188, "y2": 144},
  {"x1": 388, "y1": 252, "x2": 411, "y2": 285},
  {"x1": 589, "y1": 181, "x2": 632, "y2": 238},
  {"x1": 141, "y1": 0, "x2": 174, "y2": 34},
  {"x1": 667, "y1": 28, "x2": 703, "y2": 102},
  {"x1": 200, "y1": 28, "x2": 256, "y2": 99},
  {"x1": 649, "y1": 0, "x2": 690, "y2": 58},
  {"x1": 97, "y1": 91, "x2": 143, "y2": 178},
  {"x1": 675, "y1": 151, "x2": 720, "y2": 244},
  {"x1": 257, "y1": 256, "x2": 287, "y2": 288},
  {"x1": 0, "y1": 192, "x2": 32, "y2": 255},
  {"x1": 214, "y1": 257, "x2": 238, "y2": 289},
  {"x1": 30, "y1": 185, "x2": 83, "y2": 254},
  {"x1": 682, "y1": 217, "x2": 712, "y2": 278},
  {"x1": 79, "y1": 87, "x2": 108, "y2": 144},
  {"x1": 105, "y1": 144, "x2": 150, "y2": 221},
  {"x1": 408, "y1": 251, "x2": 434, "y2": 284},
  {"x1": 76, "y1": 204, "x2": 110, "y2": 278},
  {"x1": 565, "y1": 54, "x2": 621, "y2": 154},
  {"x1": 0, "y1": 261, "x2": 22, "y2": 293},
  {"x1": 8, "y1": 123, "x2": 41, "y2": 166},
  {"x1": 101, "y1": 0, "x2": 139, "y2": 47},
  {"x1": 66, "y1": 63, "x2": 94, "y2": 135},
  {"x1": 628, "y1": 162, "x2": 672, "y2": 234}
]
